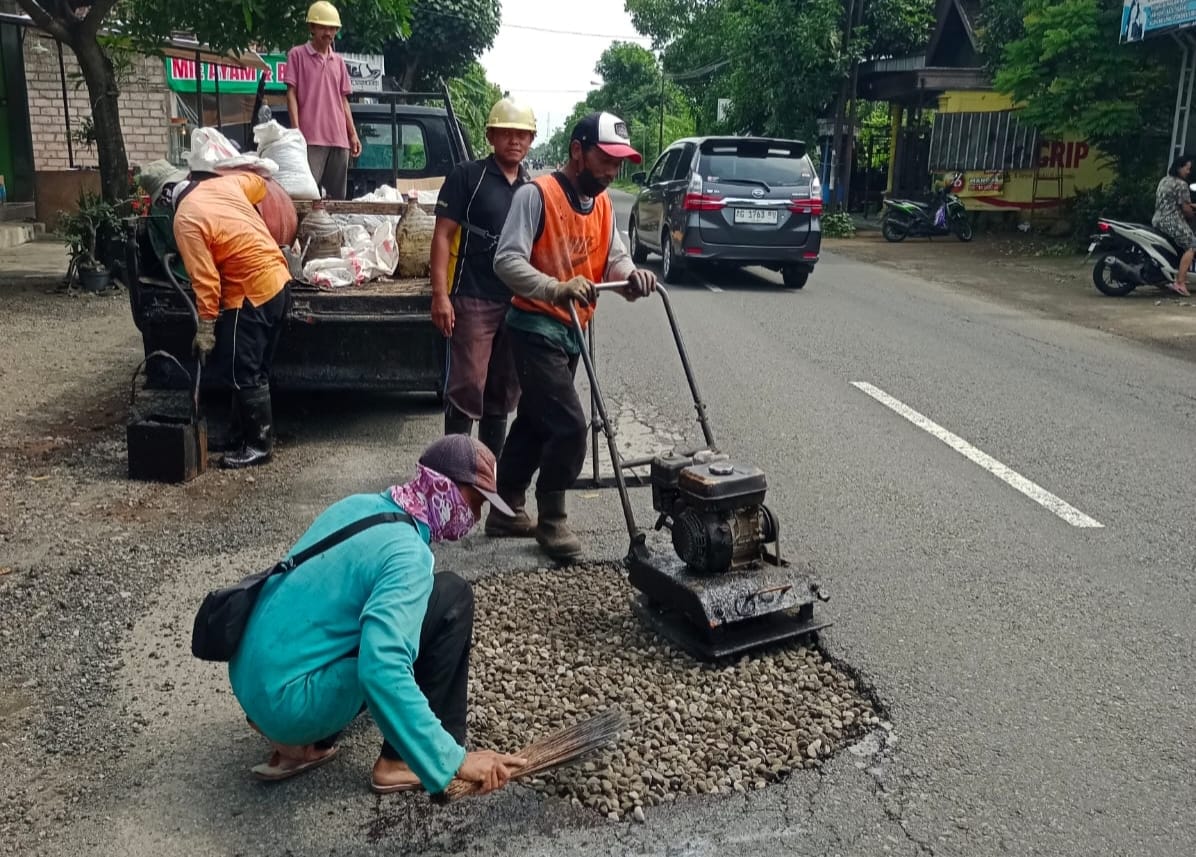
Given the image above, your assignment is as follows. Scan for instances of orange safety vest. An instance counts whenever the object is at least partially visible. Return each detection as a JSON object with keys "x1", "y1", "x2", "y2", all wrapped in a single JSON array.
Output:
[{"x1": 511, "y1": 174, "x2": 612, "y2": 330}]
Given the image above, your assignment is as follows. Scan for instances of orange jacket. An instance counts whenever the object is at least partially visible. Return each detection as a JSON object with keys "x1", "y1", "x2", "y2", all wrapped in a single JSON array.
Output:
[
  {"x1": 510, "y1": 174, "x2": 613, "y2": 330},
  {"x1": 172, "y1": 173, "x2": 290, "y2": 321}
]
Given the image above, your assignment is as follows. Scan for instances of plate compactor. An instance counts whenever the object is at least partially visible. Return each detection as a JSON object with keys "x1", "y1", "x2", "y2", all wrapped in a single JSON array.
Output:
[{"x1": 569, "y1": 283, "x2": 828, "y2": 660}]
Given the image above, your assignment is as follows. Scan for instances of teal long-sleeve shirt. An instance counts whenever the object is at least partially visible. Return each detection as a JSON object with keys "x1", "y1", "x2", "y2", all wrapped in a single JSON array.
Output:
[{"x1": 228, "y1": 491, "x2": 466, "y2": 792}]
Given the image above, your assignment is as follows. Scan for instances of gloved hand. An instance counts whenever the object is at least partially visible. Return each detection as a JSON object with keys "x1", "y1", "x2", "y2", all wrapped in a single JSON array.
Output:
[
  {"x1": 193, "y1": 319, "x2": 217, "y2": 364},
  {"x1": 622, "y1": 269, "x2": 658, "y2": 301},
  {"x1": 553, "y1": 275, "x2": 597, "y2": 307}
]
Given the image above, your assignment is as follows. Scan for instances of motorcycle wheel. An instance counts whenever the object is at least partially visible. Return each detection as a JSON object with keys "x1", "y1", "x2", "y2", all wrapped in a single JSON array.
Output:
[
  {"x1": 953, "y1": 218, "x2": 974, "y2": 242},
  {"x1": 1092, "y1": 256, "x2": 1138, "y2": 297},
  {"x1": 882, "y1": 218, "x2": 907, "y2": 242}
]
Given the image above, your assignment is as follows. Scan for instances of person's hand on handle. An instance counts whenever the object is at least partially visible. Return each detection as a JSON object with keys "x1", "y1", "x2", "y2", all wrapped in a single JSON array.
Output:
[
  {"x1": 431, "y1": 292, "x2": 455, "y2": 337},
  {"x1": 193, "y1": 319, "x2": 217, "y2": 364},
  {"x1": 455, "y1": 749, "x2": 528, "y2": 795},
  {"x1": 621, "y1": 269, "x2": 658, "y2": 302},
  {"x1": 553, "y1": 275, "x2": 597, "y2": 308}
]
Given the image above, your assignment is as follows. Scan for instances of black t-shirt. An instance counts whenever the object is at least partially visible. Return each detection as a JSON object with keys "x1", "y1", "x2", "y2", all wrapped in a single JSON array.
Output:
[{"x1": 435, "y1": 155, "x2": 530, "y2": 302}]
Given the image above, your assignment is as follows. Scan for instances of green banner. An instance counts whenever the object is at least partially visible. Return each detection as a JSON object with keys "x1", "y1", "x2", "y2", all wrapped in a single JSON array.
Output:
[{"x1": 164, "y1": 53, "x2": 287, "y2": 95}]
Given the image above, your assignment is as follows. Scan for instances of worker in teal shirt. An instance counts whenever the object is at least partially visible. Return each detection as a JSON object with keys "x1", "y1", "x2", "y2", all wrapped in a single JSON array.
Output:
[{"x1": 228, "y1": 435, "x2": 525, "y2": 795}]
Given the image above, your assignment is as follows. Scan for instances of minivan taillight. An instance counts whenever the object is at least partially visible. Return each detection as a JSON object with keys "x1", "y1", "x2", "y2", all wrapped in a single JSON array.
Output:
[
  {"x1": 683, "y1": 193, "x2": 726, "y2": 211},
  {"x1": 789, "y1": 198, "x2": 823, "y2": 216}
]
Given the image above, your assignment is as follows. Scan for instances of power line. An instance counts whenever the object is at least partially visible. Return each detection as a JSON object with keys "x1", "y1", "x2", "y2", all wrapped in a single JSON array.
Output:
[{"x1": 501, "y1": 22, "x2": 654, "y2": 42}]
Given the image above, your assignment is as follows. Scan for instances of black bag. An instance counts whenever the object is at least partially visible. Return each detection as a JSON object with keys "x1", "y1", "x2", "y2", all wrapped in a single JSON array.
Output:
[{"x1": 191, "y1": 511, "x2": 414, "y2": 662}]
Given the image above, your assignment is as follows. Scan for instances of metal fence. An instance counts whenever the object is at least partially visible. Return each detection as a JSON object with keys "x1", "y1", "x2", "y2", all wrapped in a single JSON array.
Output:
[{"x1": 928, "y1": 110, "x2": 1040, "y2": 172}]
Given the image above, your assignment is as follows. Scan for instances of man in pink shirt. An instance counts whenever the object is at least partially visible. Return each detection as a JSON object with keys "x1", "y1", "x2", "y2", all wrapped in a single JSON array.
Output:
[{"x1": 284, "y1": 2, "x2": 362, "y2": 200}]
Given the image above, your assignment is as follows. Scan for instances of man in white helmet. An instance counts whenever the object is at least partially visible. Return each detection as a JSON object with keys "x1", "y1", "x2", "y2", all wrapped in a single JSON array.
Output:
[
  {"x1": 284, "y1": 2, "x2": 361, "y2": 199},
  {"x1": 430, "y1": 98, "x2": 537, "y2": 538}
]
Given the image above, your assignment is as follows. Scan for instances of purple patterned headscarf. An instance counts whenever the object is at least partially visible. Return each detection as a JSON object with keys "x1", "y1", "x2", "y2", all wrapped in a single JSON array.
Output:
[{"x1": 389, "y1": 464, "x2": 477, "y2": 542}]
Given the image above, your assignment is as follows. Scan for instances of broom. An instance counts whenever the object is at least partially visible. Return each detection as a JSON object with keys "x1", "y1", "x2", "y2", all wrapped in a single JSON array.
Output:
[{"x1": 444, "y1": 708, "x2": 629, "y2": 800}]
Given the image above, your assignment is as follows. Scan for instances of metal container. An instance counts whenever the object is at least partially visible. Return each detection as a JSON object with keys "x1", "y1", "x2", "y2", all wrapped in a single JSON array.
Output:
[{"x1": 127, "y1": 350, "x2": 207, "y2": 483}]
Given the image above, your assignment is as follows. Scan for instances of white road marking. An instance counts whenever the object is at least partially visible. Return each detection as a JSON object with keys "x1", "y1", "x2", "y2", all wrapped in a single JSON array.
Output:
[
  {"x1": 693, "y1": 273, "x2": 723, "y2": 293},
  {"x1": 851, "y1": 382, "x2": 1104, "y2": 529}
]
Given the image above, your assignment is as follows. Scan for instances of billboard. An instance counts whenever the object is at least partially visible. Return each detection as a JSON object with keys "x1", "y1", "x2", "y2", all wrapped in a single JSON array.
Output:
[
  {"x1": 165, "y1": 52, "x2": 384, "y2": 94},
  {"x1": 1121, "y1": 0, "x2": 1196, "y2": 43}
]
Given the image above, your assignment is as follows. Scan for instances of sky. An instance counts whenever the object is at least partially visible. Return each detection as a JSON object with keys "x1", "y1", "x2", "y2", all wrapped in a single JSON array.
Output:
[{"x1": 479, "y1": 0, "x2": 654, "y2": 143}]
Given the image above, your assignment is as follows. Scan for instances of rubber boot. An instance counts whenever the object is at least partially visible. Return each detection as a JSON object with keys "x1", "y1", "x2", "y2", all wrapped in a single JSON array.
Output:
[
  {"x1": 222, "y1": 386, "x2": 274, "y2": 469},
  {"x1": 534, "y1": 490, "x2": 583, "y2": 561},
  {"x1": 444, "y1": 403, "x2": 473, "y2": 437},
  {"x1": 484, "y1": 487, "x2": 536, "y2": 538},
  {"x1": 477, "y1": 415, "x2": 508, "y2": 460}
]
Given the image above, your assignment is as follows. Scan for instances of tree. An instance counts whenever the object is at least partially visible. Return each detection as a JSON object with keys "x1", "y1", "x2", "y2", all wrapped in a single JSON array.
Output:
[
  {"x1": 447, "y1": 61, "x2": 504, "y2": 155},
  {"x1": 991, "y1": 0, "x2": 1176, "y2": 178},
  {"x1": 364, "y1": 0, "x2": 500, "y2": 91},
  {"x1": 625, "y1": 0, "x2": 933, "y2": 140},
  {"x1": 15, "y1": 0, "x2": 410, "y2": 203}
]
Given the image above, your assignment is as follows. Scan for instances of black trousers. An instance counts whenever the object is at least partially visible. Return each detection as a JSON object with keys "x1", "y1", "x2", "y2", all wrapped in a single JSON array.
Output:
[
  {"x1": 497, "y1": 328, "x2": 587, "y2": 495},
  {"x1": 207, "y1": 287, "x2": 288, "y2": 391},
  {"x1": 317, "y1": 571, "x2": 474, "y2": 758}
]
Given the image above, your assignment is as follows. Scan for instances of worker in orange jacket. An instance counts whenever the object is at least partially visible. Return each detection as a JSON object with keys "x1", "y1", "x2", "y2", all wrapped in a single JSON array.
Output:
[{"x1": 170, "y1": 171, "x2": 293, "y2": 469}]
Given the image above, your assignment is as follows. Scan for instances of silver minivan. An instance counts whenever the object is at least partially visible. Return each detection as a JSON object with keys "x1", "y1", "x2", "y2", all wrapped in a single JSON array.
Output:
[{"x1": 628, "y1": 137, "x2": 822, "y2": 288}]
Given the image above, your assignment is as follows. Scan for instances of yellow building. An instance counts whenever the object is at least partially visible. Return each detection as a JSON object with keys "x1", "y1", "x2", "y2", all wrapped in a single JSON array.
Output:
[
  {"x1": 928, "y1": 90, "x2": 1115, "y2": 213},
  {"x1": 860, "y1": 0, "x2": 1116, "y2": 214}
]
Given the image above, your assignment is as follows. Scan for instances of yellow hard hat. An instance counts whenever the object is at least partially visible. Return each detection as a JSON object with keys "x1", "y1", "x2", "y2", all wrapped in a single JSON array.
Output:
[
  {"x1": 486, "y1": 98, "x2": 537, "y2": 133},
  {"x1": 306, "y1": 1, "x2": 341, "y2": 27}
]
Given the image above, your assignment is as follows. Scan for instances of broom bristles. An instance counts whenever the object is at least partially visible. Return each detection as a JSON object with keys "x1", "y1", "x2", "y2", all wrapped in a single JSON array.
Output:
[{"x1": 444, "y1": 708, "x2": 628, "y2": 800}]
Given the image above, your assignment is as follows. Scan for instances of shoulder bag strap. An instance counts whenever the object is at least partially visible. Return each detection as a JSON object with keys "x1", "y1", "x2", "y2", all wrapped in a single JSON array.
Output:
[{"x1": 272, "y1": 511, "x2": 415, "y2": 576}]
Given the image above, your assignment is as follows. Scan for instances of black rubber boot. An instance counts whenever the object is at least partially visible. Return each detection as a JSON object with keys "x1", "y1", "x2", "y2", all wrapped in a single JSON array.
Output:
[
  {"x1": 534, "y1": 490, "x2": 582, "y2": 561},
  {"x1": 484, "y1": 487, "x2": 536, "y2": 538},
  {"x1": 444, "y1": 403, "x2": 474, "y2": 437},
  {"x1": 477, "y1": 415, "x2": 508, "y2": 459},
  {"x1": 222, "y1": 386, "x2": 273, "y2": 469}
]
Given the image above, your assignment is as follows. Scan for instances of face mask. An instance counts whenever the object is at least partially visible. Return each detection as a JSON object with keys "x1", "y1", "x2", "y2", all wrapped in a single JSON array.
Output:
[
  {"x1": 389, "y1": 465, "x2": 478, "y2": 543},
  {"x1": 577, "y1": 167, "x2": 609, "y2": 197}
]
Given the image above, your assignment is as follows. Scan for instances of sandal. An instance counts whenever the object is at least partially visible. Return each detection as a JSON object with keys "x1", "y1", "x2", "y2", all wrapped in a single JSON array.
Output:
[
  {"x1": 251, "y1": 745, "x2": 339, "y2": 782},
  {"x1": 1170, "y1": 281, "x2": 1191, "y2": 297},
  {"x1": 370, "y1": 759, "x2": 424, "y2": 794}
]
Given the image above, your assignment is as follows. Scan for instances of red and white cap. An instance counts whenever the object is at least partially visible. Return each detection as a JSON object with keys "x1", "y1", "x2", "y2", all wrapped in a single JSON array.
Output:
[{"x1": 571, "y1": 111, "x2": 643, "y2": 164}]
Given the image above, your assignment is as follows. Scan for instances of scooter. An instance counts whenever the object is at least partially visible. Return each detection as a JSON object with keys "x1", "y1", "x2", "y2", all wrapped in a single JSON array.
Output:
[
  {"x1": 1088, "y1": 179, "x2": 1196, "y2": 297},
  {"x1": 882, "y1": 189, "x2": 974, "y2": 243},
  {"x1": 1087, "y1": 217, "x2": 1194, "y2": 297}
]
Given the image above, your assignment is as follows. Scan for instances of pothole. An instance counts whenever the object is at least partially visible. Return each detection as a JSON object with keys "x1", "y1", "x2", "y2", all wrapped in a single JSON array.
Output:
[{"x1": 467, "y1": 564, "x2": 879, "y2": 820}]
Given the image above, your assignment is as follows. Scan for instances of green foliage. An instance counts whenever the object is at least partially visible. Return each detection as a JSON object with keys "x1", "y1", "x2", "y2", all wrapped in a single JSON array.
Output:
[
  {"x1": 1066, "y1": 174, "x2": 1157, "y2": 246},
  {"x1": 355, "y1": 0, "x2": 501, "y2": 91},
  {"x1": 540, "y1": 42, "x2": 695, "y2": 170},
  {"x1": 448, "y1": 61, "x2": 505, "y2": 156},
  {"x1": 125, "y1": 0, "x2": 411, "y2": 53},
  {"x1": 625, "y1": 0, "x2": 933, "y2": 138},
  {"x1": 991, "y1": 0, "x2": 1176, "y2": 176},
  {"x1": 57, "y1": 191, "x2": 122, "y2": 270},
  {"x1": 821, "y1": 210, "x2": 857, "y2": 238}
]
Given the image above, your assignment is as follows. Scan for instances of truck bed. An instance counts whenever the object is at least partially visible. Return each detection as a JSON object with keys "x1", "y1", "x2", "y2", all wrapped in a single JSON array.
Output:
[{"x1": 291, "y1": 276, "x2": 433, "y2": 297}]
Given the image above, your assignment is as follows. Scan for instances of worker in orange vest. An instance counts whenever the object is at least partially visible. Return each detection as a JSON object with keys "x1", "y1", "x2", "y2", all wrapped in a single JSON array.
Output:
[{"x1": 488, "y1": 112, "x2": 657, "y2": 561}]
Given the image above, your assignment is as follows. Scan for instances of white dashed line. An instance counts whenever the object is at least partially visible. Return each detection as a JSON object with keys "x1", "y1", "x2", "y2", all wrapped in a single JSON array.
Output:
[{"x1": 851, "y1": 381, "x2": 1104, "y2": 529}]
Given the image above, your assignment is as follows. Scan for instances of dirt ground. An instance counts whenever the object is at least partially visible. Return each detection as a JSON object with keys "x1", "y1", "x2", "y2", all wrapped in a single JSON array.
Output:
[{"x1": 823, "y1": 230, "x2": 1196, "y2": 359}]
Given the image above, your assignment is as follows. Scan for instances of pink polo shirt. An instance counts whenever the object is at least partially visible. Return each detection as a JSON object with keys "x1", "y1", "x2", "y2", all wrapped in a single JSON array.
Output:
[{"x1": 283, "y1": 42, "x2": 351, "y2": 149}]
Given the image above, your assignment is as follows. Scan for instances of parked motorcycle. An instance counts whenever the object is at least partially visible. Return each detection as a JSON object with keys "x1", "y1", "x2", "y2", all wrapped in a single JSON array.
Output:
[
  {"x1": 1087, "y1": 218, "x2": 1194, "y2": 297},
  {"x1": 881, "y1": 189, "x2": 974, "y2": 242}
]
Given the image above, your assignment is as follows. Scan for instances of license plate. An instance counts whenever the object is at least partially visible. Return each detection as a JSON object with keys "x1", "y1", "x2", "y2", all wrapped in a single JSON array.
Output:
[
  {"x1": 1087, "y1": 241, "x2": 1097, "y2": 252},
  {"x1": 733, "y1": 208, "x2": 779, "y2": 225}
]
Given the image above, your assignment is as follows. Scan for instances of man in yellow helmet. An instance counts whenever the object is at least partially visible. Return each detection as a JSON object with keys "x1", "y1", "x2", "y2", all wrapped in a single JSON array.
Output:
[
  {"x1": 430, "y1": 98, "x2": 537, "y2": 537},
  {"x1": 283, "y1": 2, "x2": 361, "y2": 199}
]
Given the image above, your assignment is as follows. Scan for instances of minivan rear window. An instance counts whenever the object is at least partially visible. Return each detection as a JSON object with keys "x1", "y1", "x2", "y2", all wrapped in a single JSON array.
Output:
[{"x1": 698, "y1": 140, "x2": 812, "y2": 187}]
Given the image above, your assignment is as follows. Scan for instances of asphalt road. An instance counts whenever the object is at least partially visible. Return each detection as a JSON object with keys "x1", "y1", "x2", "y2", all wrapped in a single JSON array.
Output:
[{"x1": 17, "y1": 189, "x2": 1196, "y2": 856}]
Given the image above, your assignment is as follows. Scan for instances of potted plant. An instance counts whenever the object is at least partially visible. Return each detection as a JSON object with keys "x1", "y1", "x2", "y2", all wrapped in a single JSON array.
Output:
[{"x1": 57, "y1": 190, "x2": 120, "y2": 291}]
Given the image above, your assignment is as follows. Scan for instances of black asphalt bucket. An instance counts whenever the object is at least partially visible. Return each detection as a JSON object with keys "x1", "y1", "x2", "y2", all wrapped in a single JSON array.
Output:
[{"x1": 127, "y1": 350, "x2": 207, "y2": 483}]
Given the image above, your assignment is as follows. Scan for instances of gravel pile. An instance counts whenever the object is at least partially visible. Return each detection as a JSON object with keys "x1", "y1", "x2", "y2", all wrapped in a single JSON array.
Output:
[{"x1": 467, "y1": 565, "x2": 877, "y2": 821}]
